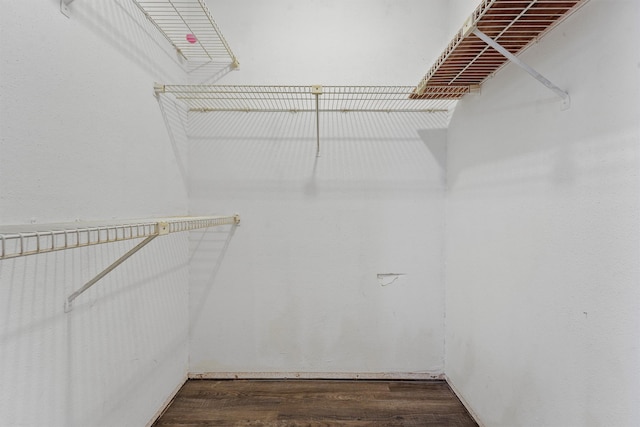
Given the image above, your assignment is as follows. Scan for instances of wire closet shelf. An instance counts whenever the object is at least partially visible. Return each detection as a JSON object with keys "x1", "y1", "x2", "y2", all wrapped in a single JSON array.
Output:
[
  {"x1": 131, "y1": 0, "x2": 238, "y2": 64},
  {"x1": 0, "y1": 215, "x2": 240, "y2": 312},
  {"x1": 0, "y1": 215, "x2": 239, "y2": 260},
  {"x1": 413, "y1": 0, "x2": 589, "y2": 99},
  {"x1": 155, "y1": 84, "x2": 460, "y2": 113}
]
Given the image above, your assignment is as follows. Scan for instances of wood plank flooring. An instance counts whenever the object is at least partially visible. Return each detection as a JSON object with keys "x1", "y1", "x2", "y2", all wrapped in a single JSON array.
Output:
[{"x1": 153, "y1": 379, "x2": 478, "y2": 426}]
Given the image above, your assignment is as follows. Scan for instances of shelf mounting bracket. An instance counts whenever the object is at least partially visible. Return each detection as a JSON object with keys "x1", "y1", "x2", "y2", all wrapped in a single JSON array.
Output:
[
  {"x1": 472, "y1": 28, "x2": 570, "y2": 110},
  {"x1": 64, "y1": 223, "x2": 169, "y2": 312},
  {"x1": 311, "y1": 85, "x2": 322, "y2": 157}
]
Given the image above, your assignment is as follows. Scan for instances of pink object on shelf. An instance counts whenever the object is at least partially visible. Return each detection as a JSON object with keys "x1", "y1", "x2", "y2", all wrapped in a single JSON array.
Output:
[{"x1": 186, "y1": 34, "x2": 197, "y2": 44}]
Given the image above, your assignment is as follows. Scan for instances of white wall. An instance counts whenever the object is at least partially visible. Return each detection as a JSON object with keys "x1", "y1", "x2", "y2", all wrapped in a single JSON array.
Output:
[
  {"x1": 0, "y1": 2, "x2": 190, "y2": 426},
  {"x1": 7, "y1": 0, "x2": 637, "y2": 424},
  {"x1": 187, "y1": 0, "x2": 452, "y2": 378},
  {"x1": 203, "y1": 0, "x2": 450, "y2": 85},
  {"x1": 188, "y1": 112, "x2": 447, "y2": 376},
  {"x1": 445, "y1": 1, "x2": 640, "y2": 425}
]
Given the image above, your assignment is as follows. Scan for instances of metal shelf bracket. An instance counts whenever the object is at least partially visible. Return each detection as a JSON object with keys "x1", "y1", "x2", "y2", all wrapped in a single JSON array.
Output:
[
  {"x1": 472, "y1": 28, "x2": 570, "y2": 110},
  {"x1": 311, "y1": 85, "x2": 323, "y2": 157},
  {"x1": 64, "y1": 234, "x2": 159, "y2": 313},
  {"x1": 154, "y1": 83, "x2": 166, "y2": 98}
]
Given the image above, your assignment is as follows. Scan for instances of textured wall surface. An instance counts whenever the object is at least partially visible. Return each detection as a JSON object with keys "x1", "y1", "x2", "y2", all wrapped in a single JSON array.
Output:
[
  {"x1": 187, "y1": 0, "x2": 452, "y2": 378},
  {"x1": 445, "y1": 1, "x2": 640, "y2": 425},
  {"x1": 201, "y1": 0, "x2": 451, "y2": 85},
  {"x1": 188, "y1": 113, "x2": 447, "y2": 376},
  {"x1": 3, "y1": 0, "x2": 637, "y2": 425},
  {"x1": 0, "y1": 2, "x2": 190, "y2": 426}
]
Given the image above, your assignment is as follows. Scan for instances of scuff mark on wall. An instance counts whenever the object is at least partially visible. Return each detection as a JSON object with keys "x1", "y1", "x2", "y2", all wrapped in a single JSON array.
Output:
[{"x1": 377, "y1": 273, "x2": 406, "y2": 287}]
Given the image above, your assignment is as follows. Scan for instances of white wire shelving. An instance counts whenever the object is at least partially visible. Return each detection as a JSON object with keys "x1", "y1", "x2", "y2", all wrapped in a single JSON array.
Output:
[
  {"x1": 62, "y1": 0, "x2": 238, "y2": 66},
  {"x1": 155, "y1": 84, "x2": 458, "y2": 113},
  {"x1": 0, "y1": 215, "x2": 240, "y2": 311},
  {"x1": 132, "y1": 0, "x2": 238, "y2": 65},
  {"x1": 155, "y1": 84, "x2": 459, "y2": 155},
  {"x1": 413, "y1": 0, "x2": 589, "y2": 108}
]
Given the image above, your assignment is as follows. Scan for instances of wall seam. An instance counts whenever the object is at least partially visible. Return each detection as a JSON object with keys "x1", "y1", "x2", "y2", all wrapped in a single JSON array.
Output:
[{"x1": 442, "y1": 128, "x2": 449, "y2": 376}]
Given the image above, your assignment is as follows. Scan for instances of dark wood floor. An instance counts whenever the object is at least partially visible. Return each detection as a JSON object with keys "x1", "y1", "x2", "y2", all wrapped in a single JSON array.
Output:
[{"x1": 153, "y1": 379, "x2": 478, "y2": 426}]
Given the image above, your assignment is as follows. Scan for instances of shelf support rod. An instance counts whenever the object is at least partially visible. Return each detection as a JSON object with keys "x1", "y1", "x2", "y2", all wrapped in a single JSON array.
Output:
[
  {"x1": 315, "y1": 94, "x2": 320, "y2": 157},
  {"x1": 472, "y1": 28, "x2": 570, "y2": 110},
  {"x1": 311, "y1": 85, "x2": 323, "y2": 157},
  {"x1": 64, "y1": 234, "x2": 159, "y2": 312}
]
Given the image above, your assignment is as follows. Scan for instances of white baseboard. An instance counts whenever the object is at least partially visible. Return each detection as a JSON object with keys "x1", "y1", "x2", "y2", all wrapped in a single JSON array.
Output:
[
  {"x1": 146, "y1": 374, "x2": 188, "y2": 427},
  {"x1": 188, "y1": 371, "x2": 445, "y2": 380},
  {"x1": 445, "y1": 375, "x2": 484, "y2": 427}
]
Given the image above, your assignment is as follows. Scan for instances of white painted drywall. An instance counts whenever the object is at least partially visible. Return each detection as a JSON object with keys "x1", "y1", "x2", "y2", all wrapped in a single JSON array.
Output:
[
  {"x1": 0, "y1": 2, "x2": 190, "y2": 426},
  {"x1": 9, "y1": 0, "x2": 637, "y2": 424},
  {"x1": 188, "y1": 112, "x2": 447, "y2": 376},
  {"x1": 187, "y1": 0, "x2": 452, "y2": 377},
  {"x1": 200, "y1": 0, "x2": 451, "y2": 85},
  {"x1": 445, "y1": 1, "x2": 640, "y2": 425}
]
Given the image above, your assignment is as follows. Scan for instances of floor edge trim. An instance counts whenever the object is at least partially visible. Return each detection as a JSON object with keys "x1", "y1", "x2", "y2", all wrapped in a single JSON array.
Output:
[
  {"x1": 445, "y1": 375, "x2": 485, "y2": 427},
  {"x1": 146, "y1": 374, "x2": 188, "y2": 427},
  {"x1": 188, "y1": 371, "x2": 445, "y2": 380}
]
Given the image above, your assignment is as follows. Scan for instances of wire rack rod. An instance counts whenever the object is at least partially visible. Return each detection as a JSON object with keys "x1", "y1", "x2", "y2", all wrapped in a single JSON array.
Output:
[
  {"x1": 156, "y1": 85, "x2": 459, "y2": 113},
  {"x1": 132, "y1": 0, "x2": 238, "y2": 64},
  {"x1": 0, "y1": 215, "x2": 240, "y2": 260}
]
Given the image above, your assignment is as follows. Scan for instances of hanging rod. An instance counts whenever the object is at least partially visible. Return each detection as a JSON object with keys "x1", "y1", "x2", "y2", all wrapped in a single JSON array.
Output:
[{"x1": 0, "y1": 215, "x2": 240, "y2": 312}]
